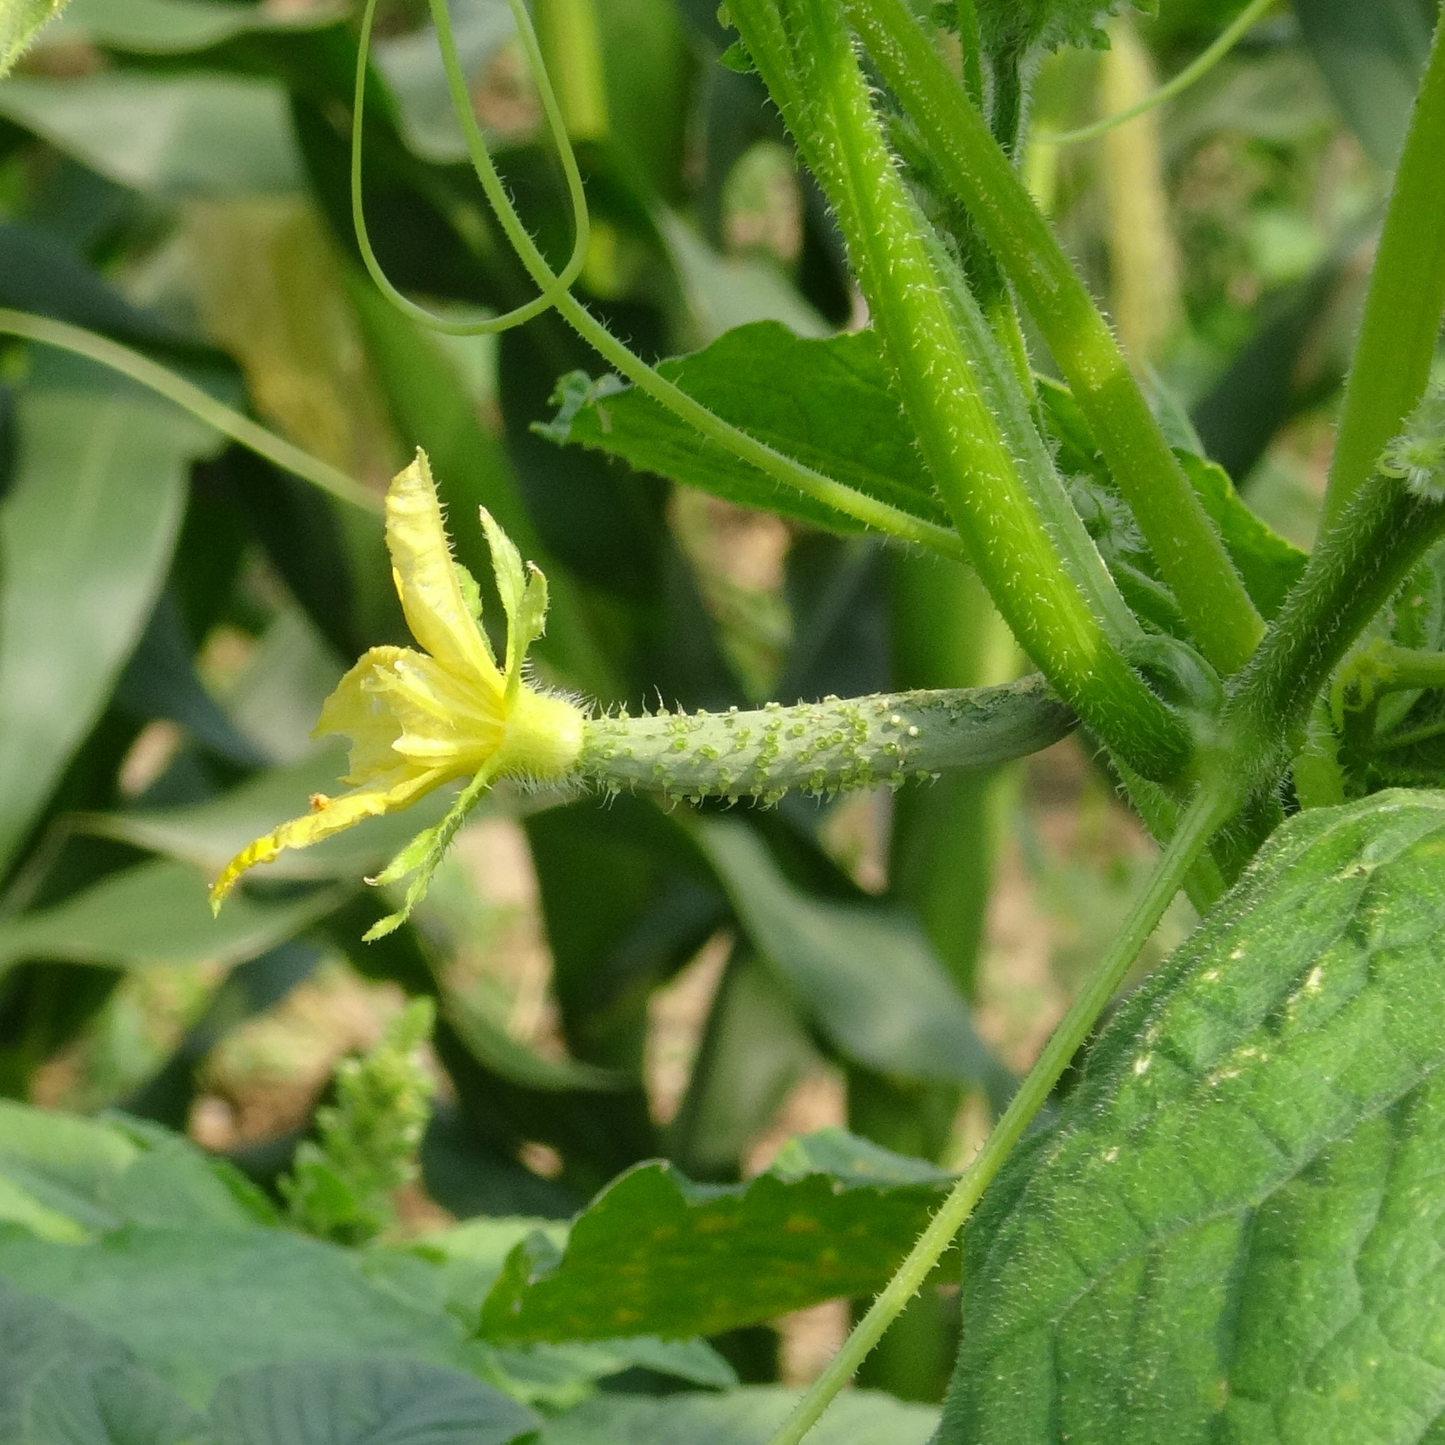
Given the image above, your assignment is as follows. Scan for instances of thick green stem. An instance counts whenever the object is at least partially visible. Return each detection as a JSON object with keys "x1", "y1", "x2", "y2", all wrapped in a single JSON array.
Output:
[
  {"x1": 1323, "y1": 8, "x2": 1445, "y2": 527},
  {"x1": 1225, "y1": 475, "x2": 1445, "y2": 789},
  {"x1": 730, "y1": 0, "x2": 1190, "y2": 784},
  {"x1": 954, "y1": 0, "x2": 984, "y2": 108},
  {"x1": 578, "y1": 679, "x2": 1074, "y2": 801},
  {"x1": 847, "y1": 0, "x2": 1265, "y2": 676},
  {"x1": 763, "y1": 780, "x2": 1237, "y2": 1445},
  {"x1": 0, "y1": 308, "x2": 379, "y2": 513}
]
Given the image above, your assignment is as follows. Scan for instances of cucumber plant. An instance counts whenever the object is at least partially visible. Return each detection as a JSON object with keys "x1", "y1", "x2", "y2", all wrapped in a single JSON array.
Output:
[{"x1": 1, "y1": 0, "x2": 1444, "y2": 1441}]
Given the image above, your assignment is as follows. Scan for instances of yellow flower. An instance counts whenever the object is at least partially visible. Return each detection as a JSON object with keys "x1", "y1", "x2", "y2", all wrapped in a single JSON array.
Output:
[{"x1": 210, "y1": 451, "x2": 584, "y2": 933}]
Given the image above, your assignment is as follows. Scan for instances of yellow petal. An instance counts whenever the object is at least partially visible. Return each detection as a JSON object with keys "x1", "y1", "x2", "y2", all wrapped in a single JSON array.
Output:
[
  {"x1": 386, "y1": 452, "x2": 500, "y2": 685},
  {"x1": 208, "y1": 767, "x2": 444, "y2": 910},
  {"x1": 317, "y1": 644, "x2": 505, "y2": 782},
  {"x1": 367, "y1": 649, "x2": 505, "y2": 768},
  {"x1": 316, "y1": 645, "x2": 414, "y2": 783}
]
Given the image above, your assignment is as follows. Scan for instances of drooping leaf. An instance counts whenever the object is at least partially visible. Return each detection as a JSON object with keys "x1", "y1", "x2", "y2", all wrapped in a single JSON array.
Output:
[
  {"x1": 0, "y1": 861, "x2": 347, "y2": 974},
  {"x1": 0, "y1": 370, "x2": 216, "y2": 873},
  {"x1": 479, "y1": 1127, "x2": 952, "y2": 1343},
  {"x1": 78, "y1": 750, "x2": 479, "y2": 881},
  {"x1": 0, "y1": 75, "x2": 304, "y2": 196},
  {"x1": 1294, "y1": 0, "x2": 1437, "y2": 169},
  {"x1": 0, "y1": 1284, "x2": 199, "y2": 1445},
  {"x1": 695, "y1": 819, "x2": 1010, "y2": 1100},
  {"x1": 942, "y1": 788, "x2": 1445, "y2": 1443},
  {"x1": 206, "y1": 1358, "x2": 538, "y2": 1445},
  {"x1": 668, "y1": 947, "x2": 822, "y2": 1181},
  {"x1": 0, "y1": 1225, "x2": 476, "y2": 1407},
  {"x1": 538, "y1": 322, "x2": 946, "y2": 537},
  {"x1": 0, "y1": 1101, "x2": 272, "y2": 1241},
  {"x1": 544, "y1": 1385, "x2": 938, "y2": 1445}
]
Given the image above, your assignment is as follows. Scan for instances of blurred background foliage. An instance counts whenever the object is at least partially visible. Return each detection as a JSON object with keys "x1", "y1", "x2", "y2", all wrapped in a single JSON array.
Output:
[{"x1": 0, "y1": 0, "x2": 1438, "y2": 1401}]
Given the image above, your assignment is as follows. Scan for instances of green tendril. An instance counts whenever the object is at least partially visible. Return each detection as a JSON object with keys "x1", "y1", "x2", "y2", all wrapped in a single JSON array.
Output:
[{"x1": 351, "y1": 0, "x2": 591, "y2": 336}]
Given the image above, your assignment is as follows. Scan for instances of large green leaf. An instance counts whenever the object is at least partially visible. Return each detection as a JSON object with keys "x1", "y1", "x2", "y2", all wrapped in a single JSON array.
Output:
[
  {"x1": 696, "y1": 819, "x2": 1009, "y2": 1099},
  {"x1": 0, "y1": 75, "x2": 303, "y2": 195},
  {"x1": 0, "y1": 861, "x2": 346, "y2": 974},
  {"x1": 0, "y1": 1225, "x2": 476, "y2": 1407},
  {"x1": 539, "y1": 322, "x2": 945, "y2": 536},
  {"x1": 942, "y1": 789, "x2": 1445, "y2": 1443},
  {"x1": 0, "y1": 373, "x2": 216, "y2": 874},
  {"x1": 24, "y1": 1356, "x2": 200, "y2": 1445},
  {"x1": 0, "y1": 1102, "x2": 271, "y2": 1241},
  {"x1": 0, "y1": 1284, "x2": 199, "y2": 1445},
  {"x1": 543, "y1": 1386, "x2": 938, "y2": 1445},
  {"x1": 207, "y1": 1358, "x2": 538, "y2": 1445},
  {"x1": 480, "y1": 1128, "x2": 952, "y2": 1343}
]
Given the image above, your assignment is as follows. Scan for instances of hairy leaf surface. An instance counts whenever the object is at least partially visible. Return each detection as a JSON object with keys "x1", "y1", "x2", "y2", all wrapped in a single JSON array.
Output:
[{"x1": 942, "y1": 789, "x2": 1445, "y2": 1443}]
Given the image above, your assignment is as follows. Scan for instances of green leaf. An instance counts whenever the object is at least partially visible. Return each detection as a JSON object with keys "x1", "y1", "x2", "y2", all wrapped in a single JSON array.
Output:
[
  {"x1": 51, "y1": 0, "x2": 341, "y2": 53},
  {"x1": 539, "y1": 322, "x2": 946, "y2": 536},
  {"x1": 1174, "y1": 450, "x2": 1308, "y2": 621},
  {"x1": 0, "y1": 0, "x2": 67, "y2": 77},
  {"x1": 0, "y1": 1103, "x2": 272, "y2": 1241},
  {"x1": 0, "y1": 373, "x2": 216, "y2": 874},
  {"x1": 0, "y1": 74, "x2": 303, "y2": 195},
  {"x1": 24, "y1": 1357, "x2": 201, "y2": 1445},
  {"x1": 543, "y1": 1386, "x2": 938, "y2": 1445},
  {"x1": 0, "y1": 1225, "x2": 476, "y2": 1407},
  {"x1": 943, "y1": 788, "x2": 1445, "y2": 1443},
  {"x1": 479, "y1": 1128, "x2": 952, "y2": 1342},
  {"x1": 207, "y1": 1358, "x2": 538, "y2": 1445},
  {"x1": 1295, "y1": 0, "x2": 1437, "y2": 169},
  {"x1": 0, "y1": 1283, "x2": 199, "y2": 1445},
  {"x1": 0, "y1": 861, "x2": 347, "y2": 974},
  {"x1": 695, "y1": 819, "x2": 1009, "y2": 1099},
  {"x1": 970, "y1": 0, "x2": 1150, "y2": 56}
]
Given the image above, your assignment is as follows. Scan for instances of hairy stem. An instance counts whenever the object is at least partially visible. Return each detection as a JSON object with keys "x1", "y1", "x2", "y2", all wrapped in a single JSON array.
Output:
[
  {"x1": 764, "y1": 780, "x2": 1237, "y2": 1445},
  {"x1": 578, "y1": 678, "x2": 1075, "y2": 801},
  {"x1": 1225, "y1": 475, "x2": 1445, "y2": 789},
  {"x1": 730, "y1": 0, "x2": 1191, "y2": 784},
  {"x1": 1323, "y1": 7, "x2": 1445, "y2": 526},
  {"x1": 847, "y1": 0, "x2": 1265, "y2": 675},
  {"x1": 0, "y1": 308, "x2": 379, "y2": 513}
]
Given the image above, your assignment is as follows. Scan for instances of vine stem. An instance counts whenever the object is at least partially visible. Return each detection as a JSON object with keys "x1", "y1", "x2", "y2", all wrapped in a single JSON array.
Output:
[
  {"x1": 764, "y1": 780, "x2": 1237, "y2": 1445},
  {"x1": 1036, "y1": 0, "x2": 1273, "y2": 146},
  {"x1": 0, "y1": 307, "x2": 380, "y2": 513},
  {"x1": 1322, "y1": 6, "x2": 1445, "y2": 526}
]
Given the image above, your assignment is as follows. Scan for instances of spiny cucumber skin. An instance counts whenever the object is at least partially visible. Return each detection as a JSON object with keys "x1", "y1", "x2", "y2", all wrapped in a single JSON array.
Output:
[{"x1": 576, "y1": 678, "x2": 1075, "y2": 804}]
